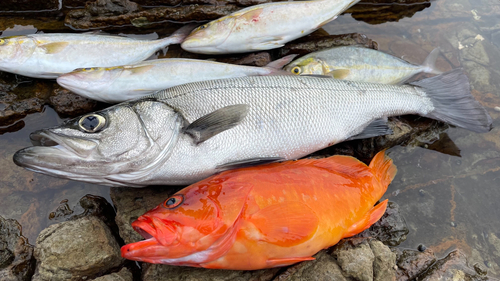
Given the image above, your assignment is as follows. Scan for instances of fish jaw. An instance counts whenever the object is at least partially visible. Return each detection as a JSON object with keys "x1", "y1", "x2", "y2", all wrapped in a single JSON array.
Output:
[
  {"x1": 181, "y1": 16, "x2": 236, "y2": 54},
  {"x1": 57, "y1": 68, "x2": 120, "y2": 103}
]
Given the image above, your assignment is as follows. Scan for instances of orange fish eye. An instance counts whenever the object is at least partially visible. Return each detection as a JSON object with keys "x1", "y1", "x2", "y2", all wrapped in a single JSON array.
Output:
[{"x1": 163, "y1": 194, "x2": 184, "y2": 209}]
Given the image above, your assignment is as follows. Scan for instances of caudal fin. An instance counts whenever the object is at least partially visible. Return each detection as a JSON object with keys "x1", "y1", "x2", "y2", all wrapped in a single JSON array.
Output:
[
  {"x1": 422, "y1": 48, "x2": 442, "y2": 75},
  {"x1": 369, "y1": 150, "x2": 397, "y2": 189},
  {"x1": 263, "y1": 54, "x2": 298, "y2": 75},
  {"x1": 343, "y1": 199, "x2": 388, "y2": 238},
  {"x1": 159, "y1": 24, "x2": 198, "y2": 47},
  {"x1": 411, "y1": 69, "x2": 493, "y2": 133}
]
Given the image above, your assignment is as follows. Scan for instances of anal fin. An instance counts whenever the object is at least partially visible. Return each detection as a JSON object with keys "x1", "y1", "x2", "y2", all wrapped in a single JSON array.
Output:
[
  {"x1": 343, "y1": 199, "x2": 388, "y2": 238},
  {"x1": 266, "y1": 257, "x2": 315, "y2": 267}
]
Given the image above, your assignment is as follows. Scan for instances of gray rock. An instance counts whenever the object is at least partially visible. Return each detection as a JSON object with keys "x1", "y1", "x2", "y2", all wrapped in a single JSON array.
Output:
[
  {"x1": 33, "y1": 216, "x2": 124, "y2": 281},
  {"x1": 333, "y1": 238, "x2": 375, "y2": 281},
  {"x1": 393, "y1": 248, "x2": 436, "y2": 281},
  {"x1": 91, "y1": 267, "x2": 133, "y2": 281},
  {"x1": 369, "y1": 240, "x2": 396, "y2": 281},
  {"x1": 142, "y1": 263, "x2": 278, "y2": 281},
  {"x1": 275, "y1": 250, "x2": 351, "y2": 281},
  {"x1": 48, "y1": 87, "x2": 99, "y2": 117},
  {"x1": 0, "y1": 216, "x2": 35, "y2": 281}
]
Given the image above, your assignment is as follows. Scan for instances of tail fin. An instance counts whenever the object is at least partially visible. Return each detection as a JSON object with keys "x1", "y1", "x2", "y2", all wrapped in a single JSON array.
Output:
[
  {"x1": 411, "y1": 69, "x2": 493, "y2": 133},
  {"x1": 343, "y1": 199, "x2": 388, "y2": 238},
  {"x1": 159, "y1": 24, "x2": 198, "y2": 47},
  {"x1": 422, "y1": 48, "x2": 442, "y2": 75},
  {"x1": 369, "y1": 149, "x2": 397, "y2": 189},
  {"x1": 263, "y1": 54, "x2": 298, "y2": 75}
]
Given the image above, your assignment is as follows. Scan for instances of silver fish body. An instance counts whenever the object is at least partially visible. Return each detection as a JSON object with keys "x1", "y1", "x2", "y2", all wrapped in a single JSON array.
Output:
[
  {"x1": 13, "y1": 71, "x2": 492, "y2": 187},
  {"x1": 0, "y1": 26, "x2": 192, "y2": 79},
  {"x1": 285, "y1": 46, "x2": 442, "y2": 84},
  {"x1": 56, "y1": 55, "x2": 295, "y2": 103}
]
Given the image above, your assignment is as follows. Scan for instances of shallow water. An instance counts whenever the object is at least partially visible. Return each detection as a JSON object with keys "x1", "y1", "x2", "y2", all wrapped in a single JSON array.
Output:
[{"x1": 1, "y1": 0, "x2": 500, "y2": 277}]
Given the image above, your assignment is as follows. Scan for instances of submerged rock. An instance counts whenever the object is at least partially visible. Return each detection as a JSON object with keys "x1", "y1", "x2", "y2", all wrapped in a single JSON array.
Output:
[
  {"x1": 0, "y1": 216, "x2": 36, "y2": 281},
  {"x1": 393, "y1": 248, "x2": 437, "y2": 281},
  {"x1": 417, "y1": 250, "x2": 491, "y2": 280},
  {"x1": 33, "y1": 216, "x2": 124, "y2": 281}
]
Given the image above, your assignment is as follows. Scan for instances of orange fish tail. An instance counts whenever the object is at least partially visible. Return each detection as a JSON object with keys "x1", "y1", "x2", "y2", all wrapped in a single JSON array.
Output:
[
  {"x1": 369, "y1": 149, "x2": 397, "y2": 189},
  {"x1": 343, "y1": 199, "x2": 388, "y2": 238}
]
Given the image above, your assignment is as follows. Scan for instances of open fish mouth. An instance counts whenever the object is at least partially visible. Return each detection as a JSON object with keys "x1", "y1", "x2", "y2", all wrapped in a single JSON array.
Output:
[
  {"x1": 29, "y1": 129, "x2": 62, "y2": 147},
  {"x1": 132, "y1": 218, "x2": 155, "y2": 240}
]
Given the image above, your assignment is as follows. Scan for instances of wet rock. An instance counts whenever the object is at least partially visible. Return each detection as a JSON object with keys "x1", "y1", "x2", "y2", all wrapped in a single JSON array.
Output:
[
  {"x1": 348, "y1": 1, "x2": 432, "y2": 25},
  {"x1": 87, "y1": 0, "x2": 141, "y2": 16},
  {"x1": 370, "y1": 240, "x2": 396, "y2": 281},
  {"x1": 110, "y1": 186, "x2": 181, "y2": 244},
  {"x1": 332, "y1": 238, "x2": 375, "y2": 281},
  {"x1": 33, "y1": 216, "x2": 124, "y2": 281},
  {"x1": 0, "y1": 0, "x2": 59, "y2": 13},
  {"x1": 142, "y1": 263, "x2": 278, "y2": 281},
  {"x1": 91, "y1": 267, "x2": 133, "y2": 281},
  {"x1": 417, "y1": 250, "x2": 491, "y2": 280},
  {"x1": 0, "y1": 216, "x2": 36, "y2": 281},
  {"x1": 356, "y1": 201, "x2": 409, "y2": 247},
  {"x1": 393, "y1": 248, "x2": 436, "y2": 281},
  {"x1": 275, "y1": 251, "x2": 350, "y2": 281},
  {"x1": 48, "y1": 87, "x2": 99, "y2": 117}
]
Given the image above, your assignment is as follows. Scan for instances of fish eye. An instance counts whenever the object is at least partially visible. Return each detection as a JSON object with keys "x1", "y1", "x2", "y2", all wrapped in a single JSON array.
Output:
[
  {"x1": 197, "y1": 24, "x2": 208, "y2": 31},
  {"x1": 78, "y1": 114, "x2": 106, "y2": 133},
  {"x1": 0, "y1": 39, "x2": 5, "y2": 45},
  {"x1": 291, "y1": 66, "x2": 302, "y2": 75},
  {"x1": 163, "y1": 194, "x2": 184, "y2": 209},
  {"x1": 82, "y1": 67, "x2": 95, "y2": 72}
]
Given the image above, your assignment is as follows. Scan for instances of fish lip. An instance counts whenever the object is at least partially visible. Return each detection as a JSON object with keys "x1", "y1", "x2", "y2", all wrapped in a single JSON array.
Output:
[
  {"x1": 29, "y1": 129, "x2": 60, "y2": 147},
  {"x1": 132, "y1": 217, "x2": 156, "y2": 240}
]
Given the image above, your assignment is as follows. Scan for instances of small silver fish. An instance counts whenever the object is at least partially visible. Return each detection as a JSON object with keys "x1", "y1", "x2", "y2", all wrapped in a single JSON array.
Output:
[
  {"x1": 0, "y1": 25, "x2": 194, "y2": 79},
  {"x1": 56, "y1": 55, "x2": 296, "y2": 103},
  {"x1": 181, "y1": 0, "x2": 359, "y2": 54},
  {"x1": 285, "y1": 46, "x2": 442, "y2": 84},
  {"x1": 13, "y1": 70, "x2": 491, "y2": 187}
]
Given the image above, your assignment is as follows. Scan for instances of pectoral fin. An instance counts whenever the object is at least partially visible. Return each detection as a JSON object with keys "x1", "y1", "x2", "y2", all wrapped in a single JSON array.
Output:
[
  {"x1": 343, "y1": 199, "x2": 388, "y2": 238},
  {"x1": 327, "y1": 69, "x2": 350, "y2": 79},
  {"x1": 250, "y1": 36, "x2": 285, "y2": 50},
  {"x1": 216, "y1": 157, "x2": 284, "y2": 170},
  {"x1": 237, "y1": 7, "x2": 263, "y2": 21},
  {"x1": 347, "y1": 119, "x2": 393, "y2": 140},
  {"x1": 266, "y1": 257, "x2": 315, "y2": 267},
  {"x1": 249, "y1": 201, "x2": 319, "y2": 247},
  {"x1": 184, "y1": 104, "x2": 249, "y2": 144},
  {"x1": 39, "y1": 42, "x2": 69, "y2": 54},
  {"x1": 125, "y1": 64, "x2": 155, "y2": 75}
]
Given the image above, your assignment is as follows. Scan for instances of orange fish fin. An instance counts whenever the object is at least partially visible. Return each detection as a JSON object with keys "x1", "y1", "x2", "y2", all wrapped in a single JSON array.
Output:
[
  {"x1": 343, "y1": 199, "x2": 388, "y2": 238},
  {"x1": 297, "y1": 155, "x2": 372, "y2": 178},
  {"x1": 249, "y1": 201, "x2": 319, "y2": 247},
  {"x1": 266, "y1": 256, "x2": 315, "y2": 267},
  {"x1": 369, "y1": 150, "x2": 397, "y2": 188}
]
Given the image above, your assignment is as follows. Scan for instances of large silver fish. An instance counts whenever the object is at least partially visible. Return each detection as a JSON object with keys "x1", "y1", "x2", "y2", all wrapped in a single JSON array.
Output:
[
  {"x1": 181, "y1": 0, "x2": 359, "y2": 54},
  {"x1": 56, "y1": 55, "x2": 296, "y2": 103},
  {"x1": 0, "y1": 25, "x2": 194, "y2": 79},
  {"x1": 13, "y1": 70, "x2": 492, "y2": 187},
  {"x1": 285, "y1": 46, "x2": 442, "y2": 84}
]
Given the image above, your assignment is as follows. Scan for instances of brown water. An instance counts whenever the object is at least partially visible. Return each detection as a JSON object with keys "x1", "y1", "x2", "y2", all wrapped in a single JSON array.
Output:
[{"x1": 1, "y1": 0, "x2": 500, "y2": 277}]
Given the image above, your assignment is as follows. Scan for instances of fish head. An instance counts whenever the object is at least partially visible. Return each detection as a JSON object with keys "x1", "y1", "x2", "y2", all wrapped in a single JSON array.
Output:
[
  {"x1": 284, "y1": 57, "x2": 326, "y2": 76},
  {"x1": 181, "y1": 16, "x2": 237, "y2": 54},
  {"x1": 57, "y1": 66, "x2": 124, "y2": 101},
  {"x1": 0, "y1": 36, "x2": 35, "y2": 66},
  {"x1": 122, "y1": 176, "x2": 253, "y2": 265},
  {"x1": 13, "y1": 99, "x2": 182, "y2": 186}
]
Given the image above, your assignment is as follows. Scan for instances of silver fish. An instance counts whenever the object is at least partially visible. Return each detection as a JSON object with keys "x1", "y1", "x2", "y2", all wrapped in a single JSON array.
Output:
[
  {"x1": 13, "y1": 70, "x2": 491, "y2": 187},
  {"x1": 56, "y1": 55, "x2": 296, "y2": 103},
  {"x1": 181, "y1": 0, "x2": 359, "y2": 54},
  {"x1": 285, "y1": 46, "x2": 442, "y2": 84},
  {"x1": 0, "y1": 25, "x2": 194, "y2": 79}
]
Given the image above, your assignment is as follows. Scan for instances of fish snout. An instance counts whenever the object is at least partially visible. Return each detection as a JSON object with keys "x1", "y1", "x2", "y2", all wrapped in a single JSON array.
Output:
[{"x1": 132, "y1": 216, "x2": 178, "y2": 246}]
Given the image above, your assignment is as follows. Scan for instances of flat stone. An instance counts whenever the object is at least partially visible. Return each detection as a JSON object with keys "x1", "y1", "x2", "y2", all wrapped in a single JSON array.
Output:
[
  {"x1": 33, "y1": 216, "x2": 124, "y2": 281},
  {"x1": 49, "y1": 87, "x2": 99, "y2": 117},
  {"x1": 332, "y1": 238, "x2": 375, "y2": 281},
  {"x1": 370, "y1": 240, "x2": 396, "y2": 281},
  {"x1": 0, "y1": 216, "x2": 36, "y2": 281}
]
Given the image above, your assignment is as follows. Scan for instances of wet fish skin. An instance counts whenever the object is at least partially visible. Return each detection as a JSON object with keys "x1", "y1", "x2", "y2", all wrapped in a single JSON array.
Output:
[
  {"x1": 13, "y1": 70, "x2": 492, "y2": 187},
  {"x1": 181, "y1": 0, "x2": 359, "y2": 54},
  {"x1": 56, "y1": 55, "x2": 296, "y2": 103},
  {"x1": 0, "y1": 25, "x2": 194, "y2": 79},
  {"x1": 121, "y1": 150, "x2": 395, "y2": 269},
  {"x1": 285, "y1": 46, "x2": 442, "y2": 84}
]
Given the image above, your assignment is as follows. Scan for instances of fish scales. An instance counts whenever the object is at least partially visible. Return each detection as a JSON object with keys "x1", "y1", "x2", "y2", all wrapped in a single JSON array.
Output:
[{"x1": 145, "y1": 76, "x2": 430, "y2": 184}]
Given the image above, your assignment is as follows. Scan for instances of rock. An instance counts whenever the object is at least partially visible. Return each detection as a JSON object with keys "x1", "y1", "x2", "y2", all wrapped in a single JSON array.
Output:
[
  {"x1": 142, "y1": 263, "x2": 278, "y2": 281},
  {"x1": 275, "y1": 251, "x2": 351, "y2": 281},
  {"x1": 347, "y1": 1, "x2": 432, "y2": 25},
  {"x1": 48, "y1": 87, "x2": 99, "y2": 117},
  {"x1": 356, "y1": 201, "x2": 409, "y2": 247},
  {"x1": 0, "y1": 0, "x2": 59, "y2": 13},
  {"x1": 0, "y1": 216, "x2": 36, "y2": 281},
  {"x1": 417, "y1": 250, "x2": 491, "y2": 280},
  {"x1": 370, "y1": 240, "x2": 396, "y2": 281},
  {"x1": 110, "y1": 186, "x2": 181, "y2": 244},
  {"x1": 91, "y1": 267, "x2": 133, "y2": 281},
  {"x1": 33, "y1": 216, "x2": 124, "y2": 281},
  {"x1": 332, "y1": 238, "x2": 375, "y2": 281},
  {"x1": 393, "y1": 248, "x2": 436, "y2": 281},
  {"x1": 87, "y1": 0, "x2": 141, "y2": 17}
]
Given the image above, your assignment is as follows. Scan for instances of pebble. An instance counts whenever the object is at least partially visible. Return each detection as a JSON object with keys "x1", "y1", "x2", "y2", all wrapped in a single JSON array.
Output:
[
  {"x1": 450, "y1": 222, "x2": 457, "y2": 227},
  {"x1": 417, "y1": 244, "x2": 427, "y2": 252}
]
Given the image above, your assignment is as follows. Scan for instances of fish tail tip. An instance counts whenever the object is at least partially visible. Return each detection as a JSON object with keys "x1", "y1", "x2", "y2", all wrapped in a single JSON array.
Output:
[
  {"x1": 422, "y1": 47, "x2": 442, "y2": 75},
  {"x1": 369, "y1": 150, "x2": 397, "y2": 188}
]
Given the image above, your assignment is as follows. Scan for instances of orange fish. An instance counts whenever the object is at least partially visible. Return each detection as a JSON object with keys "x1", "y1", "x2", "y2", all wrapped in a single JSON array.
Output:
[{"x1": 121, "y1": 150, "x2": 396, "y2": 270}]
